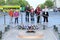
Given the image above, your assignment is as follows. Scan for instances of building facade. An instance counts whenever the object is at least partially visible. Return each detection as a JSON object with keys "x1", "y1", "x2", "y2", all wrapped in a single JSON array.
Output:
[
  {"x1": 56, "y1": 0, "x2": 60, "y2": 8},
  {"x1": 53, "y1": 0, "x2": 60, "y2": 8}
]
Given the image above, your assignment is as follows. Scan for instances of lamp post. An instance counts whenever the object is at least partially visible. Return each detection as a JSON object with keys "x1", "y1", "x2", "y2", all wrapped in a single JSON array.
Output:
[{"x1": 4, "y1": 0, "x2": 7, "y2": 25}]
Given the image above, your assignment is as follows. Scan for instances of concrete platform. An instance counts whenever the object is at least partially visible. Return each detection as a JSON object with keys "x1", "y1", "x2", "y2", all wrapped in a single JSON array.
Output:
[{"x1": 2, "y1": 28, "x2": 59, "y2": 40}]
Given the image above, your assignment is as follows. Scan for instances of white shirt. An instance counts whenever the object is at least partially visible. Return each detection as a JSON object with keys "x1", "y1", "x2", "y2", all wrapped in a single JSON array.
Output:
[
  {"x1": 42, "y1": 8, "x2": 48, "y2": 12},
  {"x1": 44, "y1": 8, "x2": 48, "y2": 12}
]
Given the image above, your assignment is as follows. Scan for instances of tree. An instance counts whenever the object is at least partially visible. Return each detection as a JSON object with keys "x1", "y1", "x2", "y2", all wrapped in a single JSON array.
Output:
[
  {"x1": 0, "y1": 0, "x2": 29, "y2": 7},
  {"x1": 39, "y1": 0, "x2": 54, "y2": 9},
  {"x1": 18, "y1": 0, "x2": 29, "y2": 7},
  {"x1": 40, "y1": 4, "x2": 45, "y2": 9},
  {"x1": 7, "y1": 0, "x2": 21, "y2": 5},
  {"x1": 44, "y1": 0, "x2": 54, "y2": 8},
  {"x1": 6, "y1": 0, "x2": 29, "y2": 7},
  {"x1": 0, "y1": 0, "x2": 5, "y2": 5}
]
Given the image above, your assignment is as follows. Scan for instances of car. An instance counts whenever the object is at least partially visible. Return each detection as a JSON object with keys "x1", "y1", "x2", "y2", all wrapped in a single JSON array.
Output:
[
  {"x1": 57, "y1": 8, "x2": 60, "y2": 12},
  {"x1": 42, "y1": 9, "x2": 53, "y2": 12},
  {"x1": 53, "y1": 8, "x2": 58, "y2": 12},
  {"x1": 48, "y1": 8, "x2": 54, "y2": 12}
]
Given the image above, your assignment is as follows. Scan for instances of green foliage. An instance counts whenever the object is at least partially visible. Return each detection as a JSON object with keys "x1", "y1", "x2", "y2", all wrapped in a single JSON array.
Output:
[
  {"x1": 0, "y1": 0, "x2": 29, "y2": 7},
  {"x1": 40, "y1": 0, "x2": 54, "y2": 9},
  {"x1": 40, "y1": 4, "x2": 45, "y2": 9},
  {"x1": 0, "y1": 0, "x2": 5, "y2": 5},
  {"x1": 44, "y1": 0, "x2": 54, "y2": 8}
]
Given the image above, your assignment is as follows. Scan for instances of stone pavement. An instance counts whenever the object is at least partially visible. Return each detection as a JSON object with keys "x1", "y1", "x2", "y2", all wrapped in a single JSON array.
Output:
[{"x1": 2, "y1": 28, "x2": 59, "y2": 40}]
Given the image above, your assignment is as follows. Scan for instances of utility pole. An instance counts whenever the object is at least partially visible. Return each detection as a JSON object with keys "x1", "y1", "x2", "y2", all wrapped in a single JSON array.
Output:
[{"x1": 4, "y1": 14, "x2": 6, "y2": 25}]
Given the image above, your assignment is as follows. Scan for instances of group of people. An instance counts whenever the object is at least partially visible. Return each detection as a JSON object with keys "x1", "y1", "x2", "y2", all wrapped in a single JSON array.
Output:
[
  {"x1": 8, "y1": 5, "x2": 49, "y2": 24},
  {"x1": 25, "y1": 5, "x2": 49, "y2": 23}
]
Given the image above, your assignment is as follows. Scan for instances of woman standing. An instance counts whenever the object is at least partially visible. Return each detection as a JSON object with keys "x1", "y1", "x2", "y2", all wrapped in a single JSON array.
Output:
[
  {"x1": 30, "y1": 6, "x2": 34, "y2": 22},
  {"x1": 14, "y1": 10, "x2": 19, "y2": 24},
  {"x1": 9, "y1": 9, "x2": 14, "y2": 24},
  {"x1": 35, "y1": 6, "x2": 41, "y2": 23}
]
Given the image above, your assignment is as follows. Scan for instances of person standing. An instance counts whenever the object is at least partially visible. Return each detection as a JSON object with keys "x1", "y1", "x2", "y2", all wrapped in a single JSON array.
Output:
[
  {"x1": 14, "y1": 10, "x2": 19, "y2": 24},
  {"x1": 42, "y1": 6, "x2": 49, "y2": 22},
  {"x1": 9, "y1": 9, "x2": 13, "y2": 24},
  {"x1": 30, "y1": 6, "x2": 34, "y2": 22},
  {"x1": 25, "y1": 5, "x2": 30, "y2": 22},
  {"x1": 35, "y1": 6, "x2": 41, "y2": 23}
]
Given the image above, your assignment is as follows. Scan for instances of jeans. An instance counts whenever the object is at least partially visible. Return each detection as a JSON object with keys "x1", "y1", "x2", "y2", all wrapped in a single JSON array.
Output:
[
  {"x1": 26, "y1": 12, "x2": 29, "y2": 22},
  {"x1": 15, "y1": 17, "x2": 18, "y2": 24},
  {"x1": 37, "y1": 16, "x2": 40, "y2": 23}
]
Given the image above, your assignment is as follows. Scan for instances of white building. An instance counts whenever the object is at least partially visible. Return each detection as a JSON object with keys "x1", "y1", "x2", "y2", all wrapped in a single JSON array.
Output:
[
  {"x1": 56, "y1": 0, "x2": 60, "y2": 8},
  {"x1": 53, "y1": 0, "x2": 60, "y2": 8}
]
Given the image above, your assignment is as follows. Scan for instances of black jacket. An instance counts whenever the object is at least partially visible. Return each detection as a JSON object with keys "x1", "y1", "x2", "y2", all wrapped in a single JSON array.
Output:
[
  {"x1": 42, "y1": 12, "x2": 49, "y2": 17},
  {"x1": 25, "y1": 6, "x2": 30, "y2": 13}
]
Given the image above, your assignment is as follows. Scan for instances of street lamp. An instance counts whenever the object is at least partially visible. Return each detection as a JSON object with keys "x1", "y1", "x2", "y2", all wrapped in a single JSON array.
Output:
[{"x1": 4, "y1": 0, "x2": 7, "y2": 25}]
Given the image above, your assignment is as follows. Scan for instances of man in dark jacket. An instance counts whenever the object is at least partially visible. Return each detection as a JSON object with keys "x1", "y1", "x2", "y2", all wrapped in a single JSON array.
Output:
[
  {"x1": 42, "y1": 6, "x2": 49, "y2": 22},
  {"x1": 25, "y1": 5, "x2": 30, "y2": 22},
  {"x1": 42, "y1": 12, "x2": 49, "y2": 22}
]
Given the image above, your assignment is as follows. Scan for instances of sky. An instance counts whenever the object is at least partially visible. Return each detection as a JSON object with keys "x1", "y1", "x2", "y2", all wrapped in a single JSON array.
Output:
[{"x1": 26, "y1": 0, "x2": 46, "y2": 9}]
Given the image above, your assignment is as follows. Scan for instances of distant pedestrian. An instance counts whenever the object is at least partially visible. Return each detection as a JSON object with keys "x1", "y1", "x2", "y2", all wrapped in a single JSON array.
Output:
[
  {"x1": 42, "y1": 6, "x2": 49, "y2": 22},
  {"x1": 14, "y1": 10, "x2": 19, "y2": 24},
  {"x1": 9, "y1": 9, "x2": 13, "y2": 24},
  {"x1": 25, "y1": 5, "x2": 30, "y2": 22}
]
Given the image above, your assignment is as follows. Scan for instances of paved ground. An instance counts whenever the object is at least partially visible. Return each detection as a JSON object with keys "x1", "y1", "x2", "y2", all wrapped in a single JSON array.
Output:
[
  {"x1": 2, "y1": 28, "x2": 59, "y2": 40},
  {"x1": 0, "y1": 11, "x2": 60, "y2": 40}
]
